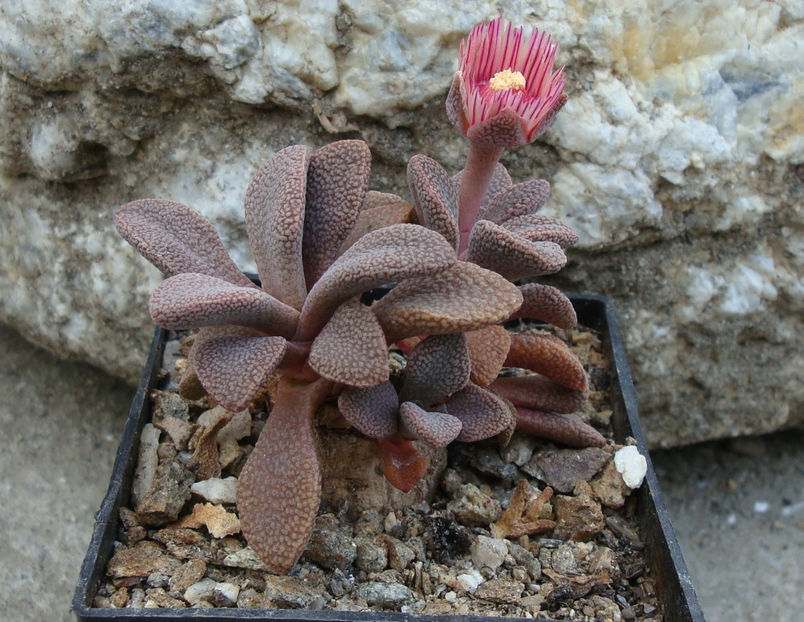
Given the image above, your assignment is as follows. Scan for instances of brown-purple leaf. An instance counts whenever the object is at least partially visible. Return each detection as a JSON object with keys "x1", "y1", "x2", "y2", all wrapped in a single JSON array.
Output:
[
  {"x1": 464, "y1": 325, "x2": 511, "y2": 386},
  {"x1": 477, "y1": 179, "x2": 550, "y2": 224},
  {"x1": 400, "y1": 334, "x2": 471, "y2": 406},
  {"x1": 296, "y1": 224, "x2": 456, "y2": 341},
  {"x1": 114, "y1": 199, "x2": 254, "y2": 287},
  {"x1": 508, "y1": 283, "x2": 577, "y2": 330},
  {"x1": 309, "y1": 297, "x2": 389, "y2": 387},
  {"x1": 337, "y1": 196, "x2": 415, "y2": 257},
  {"x1": 467, "y1": 219, "x2": 567, "y2": 281},
  {"x1": 194, "y1": 335, "x2": 287, "y2": 412},
  {"x1": 244, "y1": 145, "x2": 309, "y2": 310},
  {"x1": 446, "y1": 382, "x2": 516, "y2": 442},
  {"x1": 501, "y1": 214, "x2": 579, "y2": 248},
  {"x1": 237, "y1": 377, "x2": 330, "y2": 573},
  {"x1": 148, "y1": 273, "x2": 299, "y2": 338},
  {"x1": 399, "y1": 402, "x2": 462, "y2": 447},
  {"x1": 337, "y1": 381, "x2": 399, "y2": 439},
  {"x1": 491, "y1": 374, "x2": 587, "y2": 414},
  {"x1": 505, "y1": 333, "x2": 588, "y2": 393},
  {"x1": 516, "y1": 407, "x2": 605, "y2": 448},
  {"x1": 407, "y1": 154, "x2": 459, "y2": 248},
  {"x1": 303, "y1": 140, "x2": 371, "y2": 288},
  {"x1": 372, "y1": 261, "x2": 523, "y2": 343}
]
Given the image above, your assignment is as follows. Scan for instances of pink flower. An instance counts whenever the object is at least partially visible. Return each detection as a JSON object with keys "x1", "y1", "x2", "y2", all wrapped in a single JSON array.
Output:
[{"x1": 447, "y1": 16, "x2": 567, "y2": 146}]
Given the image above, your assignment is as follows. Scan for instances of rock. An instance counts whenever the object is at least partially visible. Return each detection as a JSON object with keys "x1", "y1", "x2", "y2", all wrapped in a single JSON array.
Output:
[
  {"x1": 211, "y1": 582, "x2": 240, "y2": 607},
  {"x1": 135, "y1": 457, "x2": 195, "y2": 526},
  {"x1": 106, "y1": 541, "x2": 181, "y2": 580},
  {"x1": 262, "y1": 575, "x2": 327, "y2": 609},
  {"x1": 168, "y1": 558, "x2": 206, "y2": 594},
  {"x1": 550, "y1": 544, "x2": 580, "y2": 575},
  {"x1": 301, "y1": 514, "x2": 357, "y2": 571},
  {"x1": 382, "y1": 535, "x2": 416, "y2": 571},
  {"x1": 472, "y1": 578, "x2": 525, "y2": 604},
  {"x1": 470, "y1": 536, "x2": 508, "y2": 571},
  {"x1": 614, "y1": 446, "x2": 648, "y2": 489},
  {"x1": 221, "y1": 546, "x2": 270, "y2": 571},
  {"x1": 523, "y1": 447, "x2": 610, "y2": 494},
  {"x1": 464, "y1": 445, "x2": 520, "y2": 482},
  {"x1": 552, "y1": 481, "x2": 606, "y2": 541},
  {"x1": 356, "y1": 581, "x2": 417, "y2": 609},
  {"x1": 132, "y1": 424, "x2": 160, "y2": 509},
  {"x1": 1, "y1": 1, "x2": 801, "y2": 449},
  {"x1": 455, "y1": 569, "x2": 484, "y2": 592},
  {"x1": 183, "y1": 578, "x2": 217, "y2": 606},
  {"x1": 447, "y1": 483, "x2": 502, "y2": 526},
  {"x1": 591, "y1": 459, "x2": 632, "y2": 508},
  {"x1": 507, "y1": 542, "x2": 542, "y2": 580},
  {"x1": 499, "y1": 433, "x2": 537, "y2": 466},
  {"x1": 354, "y1": 536, "x2": 388, "y2": 573},
  {"x1": 176, "y1": 503, "x2": 240, "y2": 538},
  {"x1": 190, "y1": 477, "x2": 237, "y2": 504}
]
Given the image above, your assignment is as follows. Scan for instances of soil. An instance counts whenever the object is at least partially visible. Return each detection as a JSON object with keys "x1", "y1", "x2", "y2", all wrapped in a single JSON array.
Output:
[{"x1": 92, "y1": 322, "x2": 662, "y2": 621}]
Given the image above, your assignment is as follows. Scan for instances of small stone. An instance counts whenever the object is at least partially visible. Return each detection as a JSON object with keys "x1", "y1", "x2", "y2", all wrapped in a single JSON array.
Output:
[
  {"x1": 552, "y1": 481, "x2": 605, "y2": 541},
  {"x1": 550, "y1": 544, "x2": 580, "y2": 574},
  {"x1": 106, "y1": 541, "x2": 181, "y2": 579},
  {"x1": 455, "y1": 569, "x2": 484, "y2": 592},
  {"x1": 523, "y1": 447, "x2": 609, "y2": 494},
  {"x1": 384, "y1": 511, "x2": 399, "y2": 533},
  {"x1": 176, "y1": 503, "x2": 240, "y2": 538},
  {"x1": 217, "y1": 409, "x2": 251, "y2": 444},
  {"x1": 190, "y1": 477, "x2": 237, "y2": 504},
  {"x1": 472, "y1": 578, "x2": 525, "y2": 604},
  {"x1": 500, "y1": 433, "x2": 537, "y2": 466},
  {"x1": 168, "y1": 558, "x2": 206, "y2": 594},
  {"x1": 302, "y1": 514, "x2": 357, "y2": 570},
  {"x1": 355, "y1": 536, "x2": 388, "y2": 573},
  {"x1": 263, "y1": 575, "x2": 326, "y2": 608},
  {"x1": 447, "y1": 483, "x2": 502, "y2": 526},
  {"x1": 591, "y1": 459, "x2": 631, "y2": 508},
  {"x1": 588, "y1": 546, "x2": 617, "y2": 575},
  {"x1": 110, "y1": 588, "x2": 129, "y2": 608},
  {"x1": 614, "y1": 445, "x2": 647, "y2": 489},
  {"x1": 468, "y1": 445, "x2": 520, "y2": 482},
  {"x1": 356, "y1": 581, "x2": 417, "y2": 609},
  {"x1": 470, "y1": 535, "x2": 508, "y2": 571},
  {"x1": 221, "y1": 546, "x2": 270, "y2": 571},
  {"x1": 144, "y1": 587, "x2": 187, "y2": 608},
  {"x1": 132, "y1": 424, "x2": 160, "y2": 509},
  {"x1": 507, "y1": 542, "x2": 542, "y2": 580},
  {"x1": 236, "y1": 588, "x2": 263, "y2": 608},
  {"x1": 152, "y1": 527, "x2": 215, "y2": 562},
  {"x1": 212, "y1": 582, "x2": 240, "y2": 607},
  {"x1": 136, "y1": 458, "x2": 195, "y2": 526},
  {"x1": 383, "y1": 535, "x2": 415, "y2": 571},
  {"x1": 184, "y1": 578, "x2": 218, "y2": 605}
]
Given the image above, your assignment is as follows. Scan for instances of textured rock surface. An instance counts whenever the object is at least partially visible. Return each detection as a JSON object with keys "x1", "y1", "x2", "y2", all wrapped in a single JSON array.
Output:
[{"x1": 0, "y1": 0, "x2": 801, "y2": 445}]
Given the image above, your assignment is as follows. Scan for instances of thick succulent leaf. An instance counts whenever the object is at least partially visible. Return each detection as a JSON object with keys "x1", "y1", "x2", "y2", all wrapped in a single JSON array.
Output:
[
  {"x1": 446, "y1": 382, "x2": 516, "y2": 442},
  {"x1": 467, "y1": 219, "x2": 567, "y2": 281},
  {"x1": 508, "y1": 283, "x2": 577, "y2": 329},
  {"x1": 478, "y1": 179, "x2": 550, "y2": 224},
  {"x1": 452, "y1": 162, "x2": 512, "y2": 217},
  {"x1": 407, "y1": 154, "x2": 459, "y2": 248},
  {"x1": 445, "y1": 72, "x2": 466, "y2": 131},
  {"x1": 501, "y1": 214, "x2": 579, "y2": 248},
  {"x1": 337, "y1": 195, "x2": 414, "y2": 257},
  {"x1": 302, "y1": 140, "x2": 371, "y2": 287},
  {"x1": 296, "y1": 223, "x2": 456, "y2": 340},
  {"x1": 400, "y1": 334, "x2": 470, "y2": 405},
  {"x1": 372, "y1": 261, "x2": 523, "y2": 342},
  {"x1": 491, "y1": 374, "x2": 587, "y2": 414},
  {"x1": 466, "y1": 108, "x2": 528, "y2": 147},
  {"x1": 309, "y1": 297, "x2": 389, "y2": 387},
  {"x1": 194, "y1": 335, "x2": 287, "y2": 412},
  {"x1": 400, "y1": 402, "x2": 462, "y2": 447},
  {"x1": 244, "y1": 145, "x2": 309, "y2": 310},
  {"x1": 114, "y1": 199, "x2": 255, "y2": 287},
  {"x1": 237, "y1": 377, "x2": 330, "y2": 573},
  {"x1": 337, "y1": 382, "x2": 399, "y2": 439},
  {"x1": 465, "y1": 325, "x2": 511, "y2": 386},
  {"x1": 149, "y1": 273, "x2": 299, "y2": 338},
  {"x1": 516, "y1": 407, "x2": 605, "y2": 448},
  {"x1": 505, "y1": 333, "x2": 588, "y2": 392},
  {"x1": 378, "y1": 438, "x2": 429, "y2": 492}
]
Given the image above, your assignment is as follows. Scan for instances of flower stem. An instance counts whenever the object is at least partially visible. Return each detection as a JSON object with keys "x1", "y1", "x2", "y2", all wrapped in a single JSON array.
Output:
[{"x1": 457, "y1": 142, "x2": 504, "y2": 254}]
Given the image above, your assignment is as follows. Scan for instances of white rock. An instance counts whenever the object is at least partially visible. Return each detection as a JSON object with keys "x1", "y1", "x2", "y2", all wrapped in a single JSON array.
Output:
[
  {"x1": 614, "y1": 446, "x2": 648, "y2": 490},
  {"x1": 190, "y1": 477, "x2": 238, "y2": 504},
  {"x1": 470, "y1": 535, "x2": 507, "y2": 571},
  {"x1": 455, "y1": 569, "x2": 484, "y2": 592},
  {"x1": 184, "y1": 577, "x2": 218, "y2": 605},
  {"x1": 132, "y1": 424, "x2": 160, "y2": 508}
]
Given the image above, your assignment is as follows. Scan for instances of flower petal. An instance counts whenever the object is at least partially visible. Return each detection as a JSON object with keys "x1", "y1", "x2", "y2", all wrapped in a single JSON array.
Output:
[
  {"x1": 149, "y1": 273, "x2": 299, "y2": 338},
  {"x1": 467, "y1": 219, "x2": 567, "y2": 280},
  {"x1": 303, "y1": 140, "x2": 371, "y2": 287},
  {"x1": 337, "y1": 381, "x2": 399, "y2": 439},
  {"x1": 372, "y1": 261, "x2": 523, "y2": 342},
  {"x1": 114, "y1": 199, "x2": 254, "y2": 287},
  {"x1": 244, "y1": 145, "x2": 309, "y2": 310},
  {"x1": 309, "y1": 297, "x2": 389, "y2": 387}
]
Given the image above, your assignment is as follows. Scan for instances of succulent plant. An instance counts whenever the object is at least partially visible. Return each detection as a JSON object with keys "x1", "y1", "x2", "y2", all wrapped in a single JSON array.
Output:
[{"x1": 115, "y1": 139, "x2": 524, "y2": 573}]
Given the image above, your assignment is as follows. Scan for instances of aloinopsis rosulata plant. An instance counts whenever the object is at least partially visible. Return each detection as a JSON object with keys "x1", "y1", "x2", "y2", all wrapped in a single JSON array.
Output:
[{"x1": 115, "y1": 15, "x2": 602, "y2": 575}]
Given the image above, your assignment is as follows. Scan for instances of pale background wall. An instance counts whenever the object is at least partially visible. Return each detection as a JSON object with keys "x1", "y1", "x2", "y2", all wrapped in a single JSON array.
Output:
[{"x1": 1, "y1": 0, "x2": 801, "y2": 446}]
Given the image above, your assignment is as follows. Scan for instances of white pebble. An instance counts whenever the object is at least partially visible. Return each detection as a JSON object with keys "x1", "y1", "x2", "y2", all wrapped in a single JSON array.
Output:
[
  {"x1": 753, "y1": 500, "x2": 770, "y2": 514},
  {"x1": 184, "y1": 578, "x2": 218, "y2": 605},
  {"x1": 470, "y1": 535, "x2": 508, "y2": 571},
  {"x1": 456, "y1": 569, "x2": 484, "y2": 592},
  {"x1": 444, "y1": 590, "x2": 457, "y2": 602},
  {"x1": 191, "y1": 477, "x2": 238, "y2": 504},
  {"x1": 613, "y1": 446, "x2": 647, "y2": 489}
]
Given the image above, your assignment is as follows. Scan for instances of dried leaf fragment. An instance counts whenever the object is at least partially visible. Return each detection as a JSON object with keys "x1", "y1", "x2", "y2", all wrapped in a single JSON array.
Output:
[{"x1": 177, "y1": 503, "x2": 241, "y2": 538}]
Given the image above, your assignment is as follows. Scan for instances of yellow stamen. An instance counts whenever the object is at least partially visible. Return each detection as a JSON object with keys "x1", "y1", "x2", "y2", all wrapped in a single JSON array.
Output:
[{"x1": 489, "y1": 69, "x2": 526, "y2": 92}]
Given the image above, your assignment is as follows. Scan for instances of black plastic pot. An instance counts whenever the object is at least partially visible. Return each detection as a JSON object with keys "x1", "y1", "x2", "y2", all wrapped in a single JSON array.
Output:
[{"x1": 73, "y1": 295, "x2": 705, "y2": 622}]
